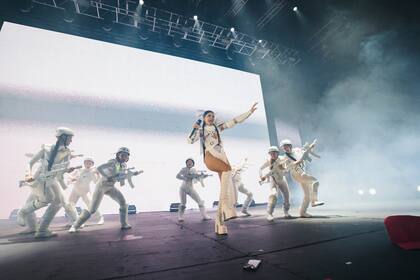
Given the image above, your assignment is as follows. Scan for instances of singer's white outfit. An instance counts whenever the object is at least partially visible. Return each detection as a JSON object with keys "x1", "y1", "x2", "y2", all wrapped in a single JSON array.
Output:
[{"x1": 189, "y1": 109, "x2": 253, "y2": 234}]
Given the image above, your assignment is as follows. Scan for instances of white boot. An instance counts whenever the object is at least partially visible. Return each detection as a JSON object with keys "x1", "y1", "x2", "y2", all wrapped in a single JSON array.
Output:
[
  {"x1": 17, "y1": 210, "x2": 26, "y2": 227},
  {"x1": 300, "y1": 212, "x2": 312, "y2": 218},
  {"x1": 199, "y1": 206, "x2": 211, "y2": 221},
  {"x1": 120, "y1": 205, "x2": 132, "y2": 230},
  {"x1": 311, "y1": 201, "x2": 325, "y2": 207},
  {"x1": 241, "y1": 209, "x2": 251, "y2": 216},
  {"x1": 283, "y1": 210, "x2": 292, "y2": 219},
  {"x1": 178, "y1": 205, "x2": 186, "y2": 222},
  {"x1": 69, "y1": 210, "x2": 91, "y2": 232},
  {"x1": 35, "y1": 229, "x2": 57, "y2": 238},
  {"x1": 35, "y1": 203, "x2": 60, "y2": 239},
  {"x1": 97, "y1": 216, "x2": 105, "y2": 225},
  {"x1": 266, "y1": 214, "x2": 274, "y2": 222}
]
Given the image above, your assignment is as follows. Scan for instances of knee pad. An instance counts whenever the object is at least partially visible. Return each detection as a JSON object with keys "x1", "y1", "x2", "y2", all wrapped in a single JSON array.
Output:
[
  {"x1": 119, "y1": 204, "x2": 128, "y2": 212},
  {"x1": 179, "y1": 204, "x2": 186, "y2": 211},
  {"x1": 268, "y1": 195, "x2": 277, "y2": 205}
]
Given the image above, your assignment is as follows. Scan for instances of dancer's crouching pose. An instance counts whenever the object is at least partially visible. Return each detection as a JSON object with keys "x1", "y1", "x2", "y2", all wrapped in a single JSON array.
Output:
[
  {"x1": 280, "y1": 139, "x2": 323, "y2": 218},
  {"x1": 188, "y1": 102, "x2": 258, "y2": 235},
  {"x1": 259, "y1": 146, "x2": 291, "y2": 221},
  {"x1": 176, "y1": 158, "x2": 211, "y2": 222},
  {"x1": 69, "y1": 147, "x2": 142, "y2": 232}
]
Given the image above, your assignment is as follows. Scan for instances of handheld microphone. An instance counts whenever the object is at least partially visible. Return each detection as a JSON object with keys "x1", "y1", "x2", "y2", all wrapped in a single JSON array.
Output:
[{"x1": 189, "y1": 119, "x2": 202, "y2": 139}]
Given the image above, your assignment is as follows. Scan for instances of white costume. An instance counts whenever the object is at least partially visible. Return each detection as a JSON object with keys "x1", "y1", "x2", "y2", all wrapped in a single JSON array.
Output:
[
  {"x1": 176, "y1": 166, "x2": 210, "y2": 221},
  {"x1": 68, "y1": 165, "x2": 104, "y2": 224},
  {"x1": 70, "y1": 152, "x2": 133, "y2": 232},
  {"x1": 189, "y1": 109, "x2": 254, "y2": 234},
  {"x1": 280, "y1": 139, "x2": 322, "y2": 217},
  {"x1": 260, "y1": 154, "x2": 291, "y2": 221},
  {"x1": 231, "y1": 160, "x2": 253, "y2": 216},
  {"x1": 17, "y1": 127, "x2": 79, "y2": 238}
]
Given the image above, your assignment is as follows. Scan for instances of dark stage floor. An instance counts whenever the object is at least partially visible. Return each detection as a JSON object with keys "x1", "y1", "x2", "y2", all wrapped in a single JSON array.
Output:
[{"x1": 1, "y1": 206, "x2": 419, "y2": 280}]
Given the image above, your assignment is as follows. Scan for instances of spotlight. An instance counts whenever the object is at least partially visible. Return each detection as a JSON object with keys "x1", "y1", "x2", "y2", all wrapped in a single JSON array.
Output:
[
  {"x1": 139, "y1": 0, "x2": 144, "y2": 5},
  {"x1": 19, "y1": 0, "x2": 32, "y2": 13},
  {"x1": 293, "y1": 6, "x2": 298, "y2": 12},
  {"x1": 368, "y1": 188, "x2": 376, "y2": 195},
  {"x1": 230, "y1": 27, "x2": 235, "y2": 32},
  {"x1": 63, "y1": 1, "x2": 76, "y2": 23},
  {"x1": 258, "y1": 39, "x2": 263, "y2": 44},
  {"x1": 357, "y1": 189, "x2": 364, "y2": 195},
  {"x1": 193, "y1": 15, "x2": 198, "y2": 21}
]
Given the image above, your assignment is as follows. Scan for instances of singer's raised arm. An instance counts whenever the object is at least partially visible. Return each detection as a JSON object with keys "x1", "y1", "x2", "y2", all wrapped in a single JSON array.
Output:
[{"x1": 187, "y1": 120, "x2": 202, "y2": 144}]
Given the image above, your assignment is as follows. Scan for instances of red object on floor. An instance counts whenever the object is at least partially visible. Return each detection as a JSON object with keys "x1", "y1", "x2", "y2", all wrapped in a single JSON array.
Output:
[{"x1": 384, "y1": 215, "x2": 420, "y2": 250}]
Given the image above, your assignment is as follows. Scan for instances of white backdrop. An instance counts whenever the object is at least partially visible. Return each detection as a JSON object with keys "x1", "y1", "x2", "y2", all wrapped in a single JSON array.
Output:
[{"x1": 0, "y1": 22, "x2": 270, "y2": 218}]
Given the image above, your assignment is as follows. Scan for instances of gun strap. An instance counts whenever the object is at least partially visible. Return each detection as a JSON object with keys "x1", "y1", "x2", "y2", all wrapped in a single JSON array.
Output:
[{"x1": 285, "y1": 153, "x2": 297, "y2": 162}]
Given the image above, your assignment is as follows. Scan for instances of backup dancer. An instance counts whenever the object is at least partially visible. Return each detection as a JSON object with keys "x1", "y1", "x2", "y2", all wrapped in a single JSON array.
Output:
[
  {"x1": 188, "y1": 102, "x2": 258, "y2": 235},
  {"x1": 176, "y1": 158, "x2": 211, "y2": 222},
  {"x1": 68, "y1": 157, "x2": 104, "y2": 225},
  {"x1": 17, "y1": 127, "x2": 79, "y2": 238},
  {"x1": 259, "y1": 146, "x2": 292, "y2": 221},
  {"x1": 231, "y1": 158, "x2": 253, "y2": 216},
  {"x1": 69, "y1": 147, "x2": 142, "y2": 232},
  {"x1": 280, "y1": 139, "x2": 324, "y2": 218}
]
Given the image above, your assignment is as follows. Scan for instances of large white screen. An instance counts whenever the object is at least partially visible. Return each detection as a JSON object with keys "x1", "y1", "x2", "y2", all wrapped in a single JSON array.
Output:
[{"x1": 0, "y1": 22, "x2": 270, "y2": 219}]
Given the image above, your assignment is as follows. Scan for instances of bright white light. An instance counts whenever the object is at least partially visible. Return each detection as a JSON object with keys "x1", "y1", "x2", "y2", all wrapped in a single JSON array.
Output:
[
  {"x1": 258, "y1": 39, "x2": 263, "y2": 43},
  {"x1": 230, "y1": 27, "x2": 235, "y2": 32},
  {"x1": 357, "y1": 189, "x2": 364, "y2": 195},
  {"x1": 417, "y1": 185, "x2": 420, "y2": 192},
  {"x1": 368, "y1": 188, "x2": 376, "y2": 195},
  {"x1": 193, "y1": 15, "x2": 198, "y2": 21},
  {"x1": 140, "y1": 0, "x2": 144, "y2": 5},
  {"x1": 293, "y1": 6, "x2": 298, "y2": 12}
]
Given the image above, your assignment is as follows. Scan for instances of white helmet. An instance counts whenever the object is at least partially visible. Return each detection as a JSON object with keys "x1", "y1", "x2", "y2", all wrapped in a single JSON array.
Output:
[
  {"x1": 84, "y1": 157, "x2": 94, "y2": 164},
  {"x1": 268, "y1": 146, "x2": 280, "y2": 153},
  {"x1": 116, "y1": 147, "x2": 130, "y2": 155},
  {"x1": 55, "y1": 127, "x2": 74, "y2": 137},
  {"x1": 279, "y1": 139, "x2": 292, "y2": 147}
]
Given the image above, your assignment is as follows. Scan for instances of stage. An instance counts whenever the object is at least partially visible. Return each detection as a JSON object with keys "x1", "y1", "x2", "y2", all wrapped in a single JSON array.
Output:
[{"x1": 1, "y1": 205, "x2": 419, "y2": 280}]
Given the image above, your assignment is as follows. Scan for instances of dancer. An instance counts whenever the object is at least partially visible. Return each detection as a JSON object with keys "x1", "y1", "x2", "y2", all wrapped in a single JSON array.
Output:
[
  {"x1": 259, "y1": 146, "x2": 292, "y2": 221},
  {"x1": 17, "y1": 127, "x2": 79, "y2": 238},
  {"x1": 176, "y1": 158, "x2": 211, "y2": 222},
  {"x1": 69, "y1": 147, "x2": 142, "y2": 233},
  {"x1": 279, "y1": 139, "x2": 323, "y2": 218},
  {"x1": 188, "y1": 102, "x2": 258, "y2": 235},
  {"x1": 68, "y1": 157, "x2": 104, "y2": 225},
  {"x1": 231, "y1": 158, "x2": 253, "y2": 216}
]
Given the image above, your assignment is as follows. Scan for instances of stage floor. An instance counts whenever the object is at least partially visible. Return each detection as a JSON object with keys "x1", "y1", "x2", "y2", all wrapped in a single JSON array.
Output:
[{"x1": 1, "y1": 205, "x2": 419, "y2": 280}]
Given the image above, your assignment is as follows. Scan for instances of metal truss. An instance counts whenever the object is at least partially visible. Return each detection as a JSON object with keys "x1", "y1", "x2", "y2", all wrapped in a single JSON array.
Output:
[{"x1": 31, "y1": 0, "x2": 301, "y2": 66}]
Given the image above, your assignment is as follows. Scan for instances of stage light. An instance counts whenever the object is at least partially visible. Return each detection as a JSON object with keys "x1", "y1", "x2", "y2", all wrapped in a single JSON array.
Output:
[
  {"x1": 258, "y1": 39, "x2": 263, "y2": 44},
  {"x1": 139, "y1": 0, "x2": 144, "y2": 5},
  {"x1": 293, "y1": 6, "x2": 298, "y2": 12},
  {"x1": 230, "y1": 27, "x2": 235, "y2": 32},
  {"x1": 357, "y1": 189, "x2": 364, "y2": 195},
  {"x1": 19, "y1": 0, "x2": 32, "y2": 13},
  {"x1": 368, "y1": 188, "x2": 376, "y2": 195},
  {"x1": 193, "y1": 15, "x2": 198, "y2": 21}
]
